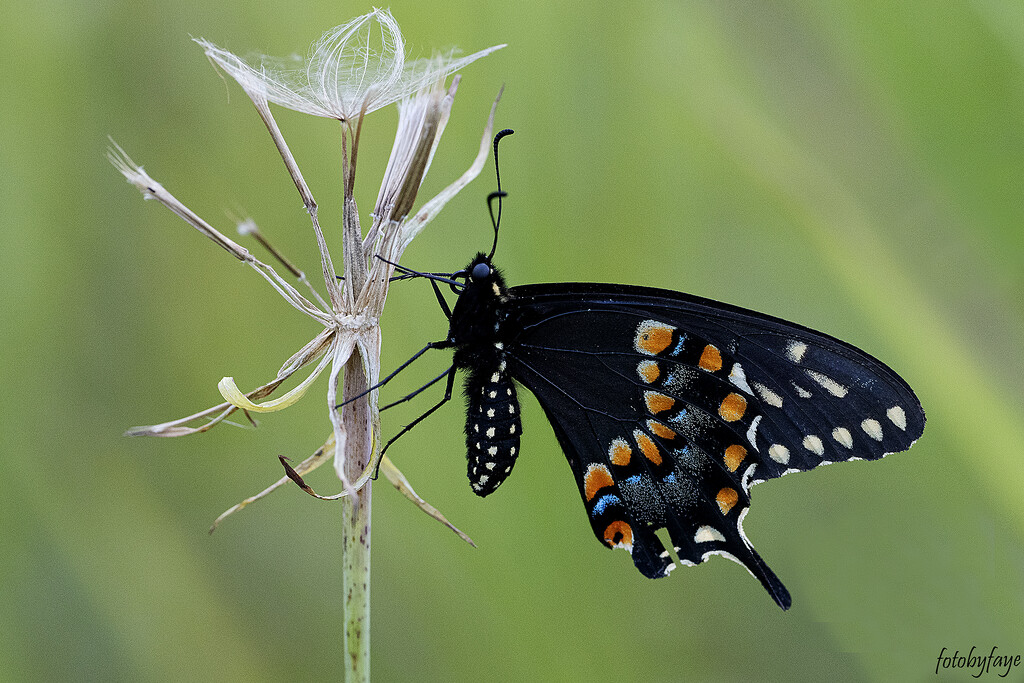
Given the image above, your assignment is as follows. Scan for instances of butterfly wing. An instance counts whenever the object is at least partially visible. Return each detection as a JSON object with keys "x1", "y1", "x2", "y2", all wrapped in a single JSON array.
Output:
[{"x1": 503, "y1": 282, "x2": 925, "y2": 609}]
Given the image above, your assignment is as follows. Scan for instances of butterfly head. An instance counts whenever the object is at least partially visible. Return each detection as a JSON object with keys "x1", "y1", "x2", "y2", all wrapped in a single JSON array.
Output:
[{"x1": 447, "y1": 252, "x2": 510, "y2": 349}]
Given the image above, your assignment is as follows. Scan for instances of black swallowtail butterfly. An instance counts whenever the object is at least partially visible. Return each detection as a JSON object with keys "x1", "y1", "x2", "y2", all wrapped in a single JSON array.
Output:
[{"x1": 380, "y1": 130, "x2": 925, "y2": 610}]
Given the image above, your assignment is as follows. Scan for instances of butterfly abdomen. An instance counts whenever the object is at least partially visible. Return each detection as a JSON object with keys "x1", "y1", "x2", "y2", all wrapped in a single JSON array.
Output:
[{"x1": 464, "y1": 364, "x2": 522, "y2": 496}]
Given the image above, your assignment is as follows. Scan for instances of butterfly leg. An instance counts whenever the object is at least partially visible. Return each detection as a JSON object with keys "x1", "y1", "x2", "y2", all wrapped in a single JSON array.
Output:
[
  {"x1": 336, "y1": 340, "x2": 449, "y2": 409},
  {"x1": 429, "y1": 279, "x2": 453, "y2": 320},
  {"x1": 379, "y1": 365, "x2": 457, "y2": 459},
  {"x1": 380, "y1": 364, "x2": 455, "y2": 411}
]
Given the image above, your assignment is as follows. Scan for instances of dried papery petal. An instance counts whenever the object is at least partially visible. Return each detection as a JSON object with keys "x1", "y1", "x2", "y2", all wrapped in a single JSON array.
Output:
[
  {"x1": 398, "y1": 87, "x2": 502, "y2": 251},
  {"x1": 218, "y1": 343, "x2": 334, "y2": 412},
  {"x1": 197, "y1": 10, "x2": 503, "y2": 121}
]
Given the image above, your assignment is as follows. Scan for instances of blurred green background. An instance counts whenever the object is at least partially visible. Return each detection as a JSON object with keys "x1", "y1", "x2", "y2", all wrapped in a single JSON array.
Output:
[{"x1": 3, "y1": 1, "x2": 1023, "y2": 680}]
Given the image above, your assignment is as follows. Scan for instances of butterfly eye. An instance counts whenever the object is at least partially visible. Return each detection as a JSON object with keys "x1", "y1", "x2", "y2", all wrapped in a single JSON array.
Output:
[{"x1": 471, "y1": 262, "x2": 491, "y2": 280}]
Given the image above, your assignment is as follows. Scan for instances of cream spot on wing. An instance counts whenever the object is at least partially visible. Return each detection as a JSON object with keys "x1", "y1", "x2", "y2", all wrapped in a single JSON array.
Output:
[
  {"x1": 729, "y1": 363, "x2": 753, "y2": 394},
  {"x1": 768, "y1": 444, "x2": 790, "y2": 464},
  {"x1": 832, "y1": 427, "x2": 853, "y2": 448},
  {"x1": 805, "y1": 369, "x2": 848, "y2": 398},
  {"x1": 746, "y1": 415, "x2": 762, "y2": 452},
  {"x1": 786, "y1": 341, "x2": 807, "y2": 363},
  {"x1": 887, "y1": 405, "x2": 907, "y2": 430},
  {"x1": 792, "y1": 381, "x2": 812, "y2": 398},
  {"x1": 753, "y1": 382, "x2": 783, "y2": 408},
  {"x1": 695, "y1": 525, "x2": 726, "y2": 543},
  {"x1": 486, "y1": 427, "x2": 495, "y2": 438},
  {"x1": 802, "y1": 434, "x2": 824, "y2": 455},
  {"x1": 861, "y1": 418, "x2": 883, "y2": 441}
]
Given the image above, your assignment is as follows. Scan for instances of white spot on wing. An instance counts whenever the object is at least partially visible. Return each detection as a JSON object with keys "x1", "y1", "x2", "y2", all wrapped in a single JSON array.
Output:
[
  {"x1": 741, "y1": 463, "x2": 757, "y2": 491},
  {"x1": 746, "y1": 415, "x2": 762, "y2": 452},
  {"x1": 832, "y1": 427, "x2": 853, "y2": 448},
  {"x1": 754, "y1": 382, "x2": 783, "y2": 408},
  {"x1": 768, "y1": 444, "x2": 790, "y2": 464},
  {"x1": 887, "y1": 405, "x2": 907, "y2": 430},
  {"x1": 487, "y1": 446, "x2": 498, "y2": 456},
  {"x1": 805, "y1": 369, "x2": 848, "y2": 397},
  {"x1": 791, "y1": 381, "x2": 812, "y2": 398},
  {"x1": 802, "y1": 434, "x2": 824, "y2": 455},
  {"x1": 729, "y1": 363, "x2": 753, "y2": 394},
  {"x1": 490, "y1": 372, "x2": 501, "y2": 383},
  {"x1": 787, "y1": 341, "x2": 808, "y2": 363},
  {"x1": 694, "y1": 525, "x2": 726, "y2": 543},
  {"x1": 486, "y1": 427, "x2": 495, "y2": 438},
  {"x1": 861, "y1": 418, "x2": 883, "y2": 441}
]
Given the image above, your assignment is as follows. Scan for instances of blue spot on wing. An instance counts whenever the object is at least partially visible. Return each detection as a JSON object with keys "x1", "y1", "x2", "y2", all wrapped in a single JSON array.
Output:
[
  {"x1": 591, "y1": 494, "x2": 622, "y2": 517},
  {"x1": 670, "y1": 334, "x2": 687, "y2": 357}
]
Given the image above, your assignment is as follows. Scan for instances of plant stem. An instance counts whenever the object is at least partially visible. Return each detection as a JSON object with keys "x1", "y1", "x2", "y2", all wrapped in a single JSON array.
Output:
[{"x1": 342, "y1": 351, "x2": 372, "y2": 681}]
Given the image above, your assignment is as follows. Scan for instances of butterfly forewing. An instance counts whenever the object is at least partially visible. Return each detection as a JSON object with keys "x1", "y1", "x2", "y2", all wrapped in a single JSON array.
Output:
[{"x1": 500, "y1": 282, "x2": 924, "y2": 608}]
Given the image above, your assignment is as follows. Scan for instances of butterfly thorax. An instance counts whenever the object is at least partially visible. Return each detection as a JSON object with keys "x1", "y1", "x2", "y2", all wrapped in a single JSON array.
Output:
[{"x1": 447, "y1": 254, "x2": 522, "y2": 496}]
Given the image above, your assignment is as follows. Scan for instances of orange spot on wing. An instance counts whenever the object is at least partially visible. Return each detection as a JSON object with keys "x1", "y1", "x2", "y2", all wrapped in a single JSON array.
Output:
[
  {"x1": 637, "y1": 360, "x2": 660, "y2": 383},
  {"x1": 699, "y1": 344, "x2": 722, "y2": 372},
  {"x1": 583, "y1": 464, "x2": 615, "y2": 502},
  {"x1": 635, "y1": 321, "x2": 675, "y2": 356},
  {"x1": 647, "y1": 420, "x2": 677, "y2": 440},
  {"x1": 609, "y1": 439, "x2": 632, "y2": 466},
  {"x1": 603, "y1": 520, "x2": 633, "y2": 549},
  {"x1": 717, "y1": 487, "x2": 739, "y2": 515},
  {"x1": 635, "y1": 431, "x2": 663, "y2": 465},
  {"x1": 718, "y1": 393, "x2": 747, "y2": 422},
  {"x1": 644, "y1": 391, "x2": 675, "y2": 414},
  {"x1": 724, "y1": 444, "x2": 746, "y2": 472}
]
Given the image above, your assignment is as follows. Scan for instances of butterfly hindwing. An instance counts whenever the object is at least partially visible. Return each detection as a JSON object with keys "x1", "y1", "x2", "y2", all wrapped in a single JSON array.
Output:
[{"x1": 501, "y1": 282, "x2": 924, "y2": 608}]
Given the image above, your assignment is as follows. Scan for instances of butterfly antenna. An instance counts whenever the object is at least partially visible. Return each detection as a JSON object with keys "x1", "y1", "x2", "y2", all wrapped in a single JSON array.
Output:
[{"x1": 486, "y1": 128, "x2": 515, "y2": 260}]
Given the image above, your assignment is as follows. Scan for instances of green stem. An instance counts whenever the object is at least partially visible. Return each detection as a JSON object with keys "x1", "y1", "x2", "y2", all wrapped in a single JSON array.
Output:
[{"x1": 342, "y1": 353, "x2": 371, "y2": 681}]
